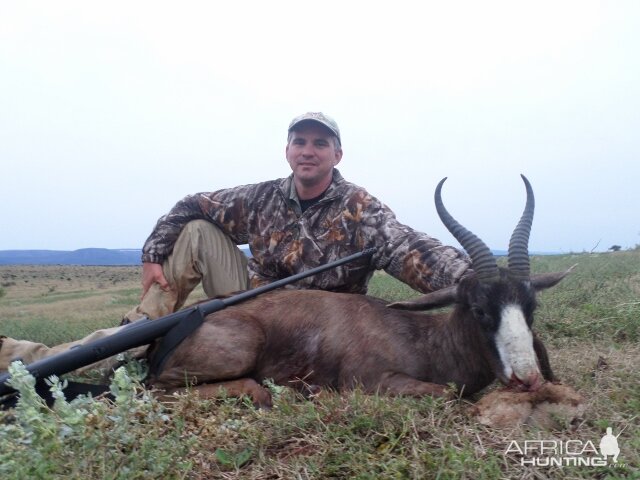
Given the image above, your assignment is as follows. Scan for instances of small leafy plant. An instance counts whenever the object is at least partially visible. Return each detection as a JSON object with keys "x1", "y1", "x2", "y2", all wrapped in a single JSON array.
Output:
[{"x1": 0, "y1": 362, "x2": 193, "y2": 479}]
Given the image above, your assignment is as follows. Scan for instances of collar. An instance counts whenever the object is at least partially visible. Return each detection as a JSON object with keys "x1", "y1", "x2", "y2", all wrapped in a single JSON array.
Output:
[{"x1": 280, "y1": 169, "x2": 346, "y2": 213}]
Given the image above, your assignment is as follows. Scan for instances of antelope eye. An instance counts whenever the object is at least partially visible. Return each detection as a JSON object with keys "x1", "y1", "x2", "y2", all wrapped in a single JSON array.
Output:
[{"x1": 472, "y1": 305, "x2": 497, "y2": 330}]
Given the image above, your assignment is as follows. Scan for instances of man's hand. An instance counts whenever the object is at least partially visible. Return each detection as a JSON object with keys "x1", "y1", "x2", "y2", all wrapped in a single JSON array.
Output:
[{"x1": 141, "y1": 262, "x2": 171, "y2": 299}]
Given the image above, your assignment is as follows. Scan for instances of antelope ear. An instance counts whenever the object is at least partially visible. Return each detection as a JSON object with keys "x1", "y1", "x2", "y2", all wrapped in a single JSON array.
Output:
[
  {"x1": 387, "y1": 285, "x2": 458, "y2": 310},
  {"x1": 531, "y1": 264, "x2": 577, "y2": 291}
]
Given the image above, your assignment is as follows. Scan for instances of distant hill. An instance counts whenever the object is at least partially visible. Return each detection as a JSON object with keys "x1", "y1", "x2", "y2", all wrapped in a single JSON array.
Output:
[
  {"x1": 0, "y1": 249, "x2": 143, "y2": 266},
  {"x1": 0, "y1": 247, "x2": 253, "y2": 266}
]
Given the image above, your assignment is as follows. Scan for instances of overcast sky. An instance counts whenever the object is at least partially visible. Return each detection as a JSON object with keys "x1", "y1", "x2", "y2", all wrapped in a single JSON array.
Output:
[{"x1": 1, "y1": 1, "x2": 638, "y2": 254}]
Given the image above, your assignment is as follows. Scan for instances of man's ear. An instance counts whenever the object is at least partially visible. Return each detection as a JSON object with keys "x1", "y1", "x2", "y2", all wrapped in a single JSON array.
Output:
[{"x1": 334, "y1": 147, "x2": 343, "y2": 166}]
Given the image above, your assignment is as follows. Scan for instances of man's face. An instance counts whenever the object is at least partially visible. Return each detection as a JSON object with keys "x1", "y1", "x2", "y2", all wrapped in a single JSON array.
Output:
[{"x1": 286, "y1": 123, "x2": 342, "y2": 189}]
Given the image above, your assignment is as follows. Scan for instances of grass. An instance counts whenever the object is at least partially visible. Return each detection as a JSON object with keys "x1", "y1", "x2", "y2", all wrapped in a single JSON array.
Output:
[
  {"x1": 532, "y1": 253, "x2": 640, "y2": 343},
  {"x1": 1, "y1": 253, "x2": 639, "y2": 479}
]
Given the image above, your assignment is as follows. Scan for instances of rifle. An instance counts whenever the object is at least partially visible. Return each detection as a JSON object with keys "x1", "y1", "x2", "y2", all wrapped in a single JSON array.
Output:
[{"x1": 0, "y1": 248, "x2": 376, "y2": 399}]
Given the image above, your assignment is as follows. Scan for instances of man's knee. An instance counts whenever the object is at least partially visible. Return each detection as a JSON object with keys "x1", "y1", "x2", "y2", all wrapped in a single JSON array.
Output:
[
  {"x1": 172, "y1": 220, "x2": 239, "y2": 265},
  {"x1": 176, "y1": 221, "x2": 248, "y2": 293},
  {"x1": 183, "y1": 220, "x2": 227, "y2": 243}
]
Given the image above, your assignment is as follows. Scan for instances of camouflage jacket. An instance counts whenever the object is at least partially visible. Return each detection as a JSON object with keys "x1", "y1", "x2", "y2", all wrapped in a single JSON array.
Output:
[{"x1": 142, "y1": 170, "x2": 471, "y2": 294}]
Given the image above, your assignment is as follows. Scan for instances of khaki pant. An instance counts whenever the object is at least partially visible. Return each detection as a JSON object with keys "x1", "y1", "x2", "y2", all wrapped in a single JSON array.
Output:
[{"x1": 0, "y1": 221, "x2": 249, "y2": 374}]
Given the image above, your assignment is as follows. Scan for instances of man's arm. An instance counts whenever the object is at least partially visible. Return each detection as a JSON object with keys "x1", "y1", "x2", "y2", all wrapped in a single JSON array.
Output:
[
  {"x1": 142, "y1": 188, "x2": 251, "y2": 261},
  {"x1": 361, "y1": 197, "x2": 471, "y2": 293},
  {"x1": 140, "y1": 186, "x2": 252, "y2": 293},
  {"x1": 142, "y1": 193, "x2": 215, "y2": 264}
]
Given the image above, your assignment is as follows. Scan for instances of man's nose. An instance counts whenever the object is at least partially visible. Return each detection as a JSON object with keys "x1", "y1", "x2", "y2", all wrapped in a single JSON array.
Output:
[{"x1": 301, "y1": 143, "x2": 315, "y2": 156}]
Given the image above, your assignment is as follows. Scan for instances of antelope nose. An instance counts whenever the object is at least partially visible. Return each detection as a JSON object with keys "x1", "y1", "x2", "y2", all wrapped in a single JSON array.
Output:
[
  {"x1": 511, "y1": 371, "x2": 542, "y2": 391},
  {"x1": 523, "y1": 372, "x2": 542, "y2": 391}
]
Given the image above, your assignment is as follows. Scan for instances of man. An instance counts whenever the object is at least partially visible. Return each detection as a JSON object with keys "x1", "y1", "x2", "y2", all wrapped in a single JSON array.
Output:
[{"x1": 0, "y1": 112, "x2": 471, "y2": 371}]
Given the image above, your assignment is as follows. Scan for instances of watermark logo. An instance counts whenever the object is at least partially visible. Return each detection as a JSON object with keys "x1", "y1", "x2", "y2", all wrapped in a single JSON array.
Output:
[
  {"x1": 599, "y1": 427, "x2": 620, "y2": 463},
  {"x1": 505, "y1": 427, "x2": 626, "y2": 467}
]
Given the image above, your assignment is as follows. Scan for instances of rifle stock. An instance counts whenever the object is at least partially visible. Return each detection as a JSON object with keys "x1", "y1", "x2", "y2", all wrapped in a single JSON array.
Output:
[{"x1": 0, "y1": 248, "x2": 376, "y2": 397}]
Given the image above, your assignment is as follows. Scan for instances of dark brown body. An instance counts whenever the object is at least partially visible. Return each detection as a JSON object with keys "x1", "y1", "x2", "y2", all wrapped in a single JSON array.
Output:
[{"x1": 151, "y1": 288, "x2": 554, "y2": 406}]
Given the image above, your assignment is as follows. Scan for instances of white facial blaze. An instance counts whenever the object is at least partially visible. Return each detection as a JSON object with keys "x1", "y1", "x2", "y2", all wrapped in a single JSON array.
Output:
[{"x1": 495, "y1": 304, "x2": 540, "y2": 381}]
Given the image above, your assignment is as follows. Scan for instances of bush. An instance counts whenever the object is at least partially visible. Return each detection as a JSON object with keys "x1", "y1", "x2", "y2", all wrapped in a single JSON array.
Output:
[{"x1": 0, "y1": 362, "x2": 193, "y2": 479}]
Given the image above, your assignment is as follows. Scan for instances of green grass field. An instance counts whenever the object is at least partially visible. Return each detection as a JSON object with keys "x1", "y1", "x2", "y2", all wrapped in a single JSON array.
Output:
[{"x1": 1, "y1": 252, "x2": 639, "y2": 479}]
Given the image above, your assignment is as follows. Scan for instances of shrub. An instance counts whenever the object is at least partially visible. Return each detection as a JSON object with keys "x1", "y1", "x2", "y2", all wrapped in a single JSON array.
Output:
[{"x1": 0, "y1": 362, "x2": 193, "y2": 479}]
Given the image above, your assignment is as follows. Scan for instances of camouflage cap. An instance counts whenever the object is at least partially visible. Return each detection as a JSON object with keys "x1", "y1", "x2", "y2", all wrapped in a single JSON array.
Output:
[{"x1": 288, "y1": 112, "x2": 341, "y2": 145}]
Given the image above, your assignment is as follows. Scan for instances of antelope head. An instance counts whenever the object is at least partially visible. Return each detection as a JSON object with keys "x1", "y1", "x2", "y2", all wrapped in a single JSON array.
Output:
[{"x1": 391, "y1": 175, "x2": 572, "y2": 391}]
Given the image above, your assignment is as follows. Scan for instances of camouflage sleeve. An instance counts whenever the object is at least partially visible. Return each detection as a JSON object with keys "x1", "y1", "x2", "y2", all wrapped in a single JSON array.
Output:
[
  {"x1": 361, "y1": 196, "x2": 472, "y2": 293},
  {"x1": 141, "y1": 186, "x2": 251, "y2": 264}
]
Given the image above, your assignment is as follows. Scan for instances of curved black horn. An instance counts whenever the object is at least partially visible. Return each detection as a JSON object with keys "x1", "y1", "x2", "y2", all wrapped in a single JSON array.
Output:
[
  {"x1": 435, "y1": 178, "x2": 499, "y2": 281},
  {"x1": 507, "y1": 174, "x2": 535, "y2": 280}
]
